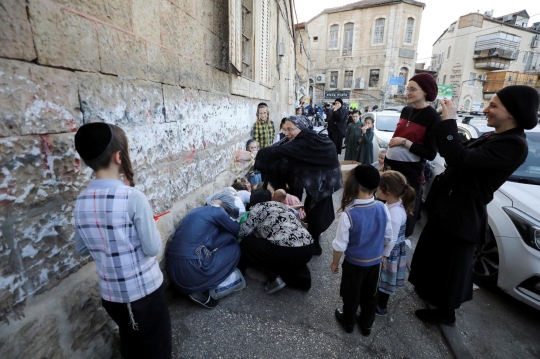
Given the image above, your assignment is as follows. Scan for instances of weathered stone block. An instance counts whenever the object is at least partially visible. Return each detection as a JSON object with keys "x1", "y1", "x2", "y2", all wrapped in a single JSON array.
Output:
[
  {"x1": 98, "y1": 24, "x2": 147, "y2": 79},
  {"x1": 198, "y1": 0, "x2": 214, "y2": 29},
  {"x1": 123, "y1": 79, "x2": 165, "y2": 125},
  {"x1": 132, "y1": 0, "x2": 160, "y2": 42},
  {"x1": 160, "y1": 0, "x2": 186, "y2": 55},
  {"x1": 135, "y1": 165, "x2": 171, "y2": 214},
  {"x1": 213, "y1": 0, "x2": 229, "y2": 42},
  {"x1": 0, "y1": 0, "x2": 37, "y2": 61},
  {"x1": 169, "y1": 159, "x2": 201, "y2": 204},
  {"x1": 11, "y1": 203, "x2": 80, "y2": 293},
  {"x1": 0, "y1": 58, "x2": 82, "y2": 137},
  {"x1": 183, "y1": 11, "x2": 204, "y2": 61},
  {"x1": 29, "y1": 0, "x2": 100, "y2": 71},
  {"x1": 77, "y1": 72, "x2": 127, "y2": 125},
  {"x1": 126, "y1": 122, "x2": 178, "y2": 170},
  {"x1": 0, "y1": 134, "x2": 88, "y2": 216},
  {"x1": 54, "y1": 0, "x2": 132, "y2": 31},
  {"x1": 147, "y1": 43, "x2": 180, "y2": 86},
  {"x1": 212, "y1": 68, "x2": 230, "y2": 93}
]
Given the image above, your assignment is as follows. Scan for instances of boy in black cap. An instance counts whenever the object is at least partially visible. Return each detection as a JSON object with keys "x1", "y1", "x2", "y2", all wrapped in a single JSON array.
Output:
[
  {"x1": 73, "y1": 123, "x2": 172, "y2": 358},
  {"x1": 331, "y1": 165, "x2": 394, "y2": 336}
]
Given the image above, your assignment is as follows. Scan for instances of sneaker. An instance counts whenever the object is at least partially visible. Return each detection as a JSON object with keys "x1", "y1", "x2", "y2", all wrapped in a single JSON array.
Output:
[
  {"x1": 334, "y1": 309, "x2": 354, "y2": 333},
  {"x1": 189, "y1": 291, "x2": 219, "y2": 309},
  {"x1": 375, "y1": 306, "x2": 387, "y2": 316},
  {"x1": 265, "y1": 276, "x2": 286, "y2": 294}
]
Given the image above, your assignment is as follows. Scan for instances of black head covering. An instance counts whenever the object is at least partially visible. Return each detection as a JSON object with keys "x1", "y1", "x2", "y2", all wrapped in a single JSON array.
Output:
[
  {"x1": 249, "y1": 187, "x2": 272, "y2": 207},
  {"x1": 496, "y1": 85, "x2": 539, "y2": 130},
  {"x1": 354, "y1": 164, "x2": 380, "y2": 190},
  {"x1": 75, "y1": 122, "x2": 113, "y2": 161},
  {"x1": 258, "y1": 102, "x2": 268, "y2": 108},
  {"x1": 335, "y1": 98, "x2": 343, "y2": 106},
  {"x1": 287, "y1": 115, "x2": 313, "y2": 131}
]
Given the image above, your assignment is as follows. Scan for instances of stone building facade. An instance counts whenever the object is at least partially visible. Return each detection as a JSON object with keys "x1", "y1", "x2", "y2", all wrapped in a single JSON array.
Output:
[
  {"x1": 0, "y1": 0, "x2": 296, "y2": 357},
  {"x1": 294, "y1": 22, "x2": 311, "y2": 104},
  {"x1": 431, "y1": 10, "x2": 540, "y2": 110},
  {"x1": 306, "y1": 0, "x2": 424, "y2": 108}
]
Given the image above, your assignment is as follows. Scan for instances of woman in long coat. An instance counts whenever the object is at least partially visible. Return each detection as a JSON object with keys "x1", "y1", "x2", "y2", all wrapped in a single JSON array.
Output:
[
  {"x1": 239, "y1": 116, "x2": 341, "y2": 256},
  {"x1": 409, "y1": 86, "x2": 537, "y2": 324},
  {"x1": 343, "y1": 110, "x2": 363, "y2": 161},
  {"x1": 357, "y1": 117, "x2": 374, "y2": 165}
]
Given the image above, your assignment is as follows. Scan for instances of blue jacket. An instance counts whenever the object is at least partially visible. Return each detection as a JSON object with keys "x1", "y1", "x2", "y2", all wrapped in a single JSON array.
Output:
[{"x1": 166, "y1": 206, "x2": 240, "y2": 293}]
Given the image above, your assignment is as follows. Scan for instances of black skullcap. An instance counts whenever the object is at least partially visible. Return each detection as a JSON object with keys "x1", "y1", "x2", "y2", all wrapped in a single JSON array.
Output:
[
  {"x1": 354, "y1": 164, "x2": 380, "y2": 190},
  {"x1": 496, "y1": 86, "x2": 539, "y2": 130},
  {"x1": 75, "y1": 122, "x2": 113, "y2": 161},
  {"x1": 249, "y1": 187, "x2": 272, "y2": 207},
  {"x1": 258, "y1": 102, "x2": 268, "y2": 108},
  {"x1": 287, "y1": 115, "x2": 313, "y2": 131},
  {"x1": 409, "y1": 73, "x2": 438, "y2": 102},
  {"x1": 335, "y1": 98, "x2": 343, "y2": 106}
]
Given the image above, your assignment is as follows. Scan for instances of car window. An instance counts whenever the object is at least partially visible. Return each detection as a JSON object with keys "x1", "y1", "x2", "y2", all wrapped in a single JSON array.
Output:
[
  {"x1": 457, "y1": 128, "x2": 471, "y2": 142},
  {"x1": 375, "y1": 115, "x2": 401, "y2": 132},
  {"x1": 510, "y1": 132, "x2": 540, "y2": 184}
]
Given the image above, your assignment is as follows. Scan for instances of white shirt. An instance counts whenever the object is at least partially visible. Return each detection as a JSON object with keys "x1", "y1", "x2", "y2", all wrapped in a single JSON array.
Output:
[
  {"x1": 386, "y1": 200, "x2": 407, "y2": 244},
  {"x1": 332, "y1": 198, "x2": 395, "y2": 257}
]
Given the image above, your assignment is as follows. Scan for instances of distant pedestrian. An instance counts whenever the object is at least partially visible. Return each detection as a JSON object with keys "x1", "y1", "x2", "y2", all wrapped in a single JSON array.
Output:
[
  {"x1": 73, "y1": 123, "x2": 172, "y2": 359},
  {"x1": 328, "y1": 98, "x2": 348, "y2": 154},
  {"x1": 295, "y1": 107, "x2": 303, "y2": 115},
  {"x1": 409, "y1": 86, "x2": 537, "y2": 325},
  {"x1": 357, "y1": 117, "x2": 374, "y2": 165},
  {"x1": 331, "y1": 165, "x2": 394, "y2": 337},
  {"x1": 251, "y1": 102, "x2": 275, "y2": 148},
  {"x1": 343, "y1": 110, "x2": 363, "y2": 161},
  {"x1": 375, "y1": 171, "x2": 415, "y2": 316},
  {"x1": 372, "y1": 105, "x2": 379, "y2": 112},
  {"x1": 385, "y1": 73, "x2": 441, "y2": 237}
]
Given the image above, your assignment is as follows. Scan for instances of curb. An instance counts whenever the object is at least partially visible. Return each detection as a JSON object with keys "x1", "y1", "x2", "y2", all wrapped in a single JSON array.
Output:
[{"x1": 406, "y1": 258, "x2": 475, "y2": 359}]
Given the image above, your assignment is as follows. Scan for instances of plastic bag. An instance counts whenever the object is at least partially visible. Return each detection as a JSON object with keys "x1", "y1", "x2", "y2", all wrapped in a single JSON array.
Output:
[{"x1": 209, "y1": 268, "x2": 247, "y2": 299}]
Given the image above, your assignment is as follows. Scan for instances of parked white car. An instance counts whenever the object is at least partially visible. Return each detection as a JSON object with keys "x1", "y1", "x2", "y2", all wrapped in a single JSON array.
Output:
[{"x1": 374, "y1": 111, "x2": 540, "y2": 311}]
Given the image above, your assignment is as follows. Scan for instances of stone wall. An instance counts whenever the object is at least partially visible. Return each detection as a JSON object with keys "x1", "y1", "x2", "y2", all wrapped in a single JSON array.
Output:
[{"x1": 0, "y1": 0, "x2": 295, "y2": 357}]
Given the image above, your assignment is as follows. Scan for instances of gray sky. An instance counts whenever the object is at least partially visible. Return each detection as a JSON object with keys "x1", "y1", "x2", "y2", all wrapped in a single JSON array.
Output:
[{"x1": 294, "y1": 0, "x2": 540, "y2": 63}]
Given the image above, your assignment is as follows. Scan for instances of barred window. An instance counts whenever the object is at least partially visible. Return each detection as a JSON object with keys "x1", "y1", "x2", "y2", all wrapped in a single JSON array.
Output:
[
  {"x1": 329, "y1": 25, "x2": 339, "y2": 48},
  {"x1": 405, "y1": 18, "x2": 414, "y2": 43},
  {"x1": 342, "y1": 23, "x2": 354, "y2": 56},
  {"x1": 374, "y1": 18, "x2": 385, "y2": 44},
  {"x1": 330, "y1": 71, "x2": 338, "y2": 88},
  {"x1": 344, "y1": 70, "x2": 353, "y2": 88}
]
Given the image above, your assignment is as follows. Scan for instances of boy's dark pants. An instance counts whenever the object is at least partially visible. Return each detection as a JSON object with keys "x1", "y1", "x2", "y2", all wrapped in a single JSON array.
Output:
[
  {"x1": 102, "y1": 283, "x2": 172, "y2": 359},
  {"x1": 340, "y1": 260, "x2": 381, "y2": 329}
]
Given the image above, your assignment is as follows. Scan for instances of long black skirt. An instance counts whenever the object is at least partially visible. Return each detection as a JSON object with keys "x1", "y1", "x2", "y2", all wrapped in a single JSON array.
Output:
[
  {"x1": 304, "y1": 194, "x2": 335, "y2": 239},
  {"x1": 408, "y1": 217, "x2": 476, "y2": 310}
]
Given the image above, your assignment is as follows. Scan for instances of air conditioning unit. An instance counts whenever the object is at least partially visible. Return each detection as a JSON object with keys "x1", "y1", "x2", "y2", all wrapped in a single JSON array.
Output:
[
  {"x1": 354, "y1": 78, "x2": 365, "y2": 89},
  {"x1": 315, "y1": 74, "x2": 326, "y2": 84},
  {"x1": 533, "y1": 22, "x2": 540, "y2": 31}
]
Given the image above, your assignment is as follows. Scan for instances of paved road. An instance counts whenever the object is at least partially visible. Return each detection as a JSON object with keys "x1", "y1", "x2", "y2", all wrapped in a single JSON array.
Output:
[{"x1": 166, "y1": 189, "x2": 453, "y2": 359}]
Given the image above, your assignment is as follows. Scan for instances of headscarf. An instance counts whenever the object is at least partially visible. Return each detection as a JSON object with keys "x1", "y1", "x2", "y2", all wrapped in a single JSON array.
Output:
[
  {"x1": 249, "y1": 187, "x2": 272, "y2": 207},
  {"x1": 206, "y1": 187, "x2": 245, "y2": 220},
  {"x1": 287, "y1": 115, "x2": 313, "y2": 131}
]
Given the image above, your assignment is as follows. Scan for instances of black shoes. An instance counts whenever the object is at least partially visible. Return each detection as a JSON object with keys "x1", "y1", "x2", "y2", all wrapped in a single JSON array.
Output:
[
  {"x1": 313, "y1": 240, "x2": 322, "y2": 256},
  {"x1": 355, "y1": 314, "x2": 372, "y2": 337},
  {"x1": 189, "y1": 291, "x2": 219, "y2": 309},
  {"x1": 415, "y1": 309, "x2": 456, "y2": 325},
  {"x1": 375, "y1": 306, "x2": 387, "y2": 316},
  {"x1": 334, "y1": 309, "x2": 354, "y2": 333}
]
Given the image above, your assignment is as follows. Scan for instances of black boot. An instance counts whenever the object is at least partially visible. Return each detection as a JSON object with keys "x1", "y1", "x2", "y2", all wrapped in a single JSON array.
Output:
[
  {"x1": 335, "y1": 309, "x2": 354, "y2": 333},
  {"x1": 313, "y1": 235, "x2": 322, "y2": 256}
]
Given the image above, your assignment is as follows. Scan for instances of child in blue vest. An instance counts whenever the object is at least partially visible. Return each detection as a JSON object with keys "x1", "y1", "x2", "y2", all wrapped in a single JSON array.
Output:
[
  {"x1": 331, "y1": 164, "x2": 395, "y2": 336},
  {"x1": 73, "y1": 123, "x2": 171, "y2": 359}
]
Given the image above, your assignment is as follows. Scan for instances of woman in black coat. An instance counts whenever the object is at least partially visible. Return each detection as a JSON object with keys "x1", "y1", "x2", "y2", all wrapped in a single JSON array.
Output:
[
  {"x1": 247, "y1": 116, "x2": 342, "y2": 256},
  {"x1": 409, "y1": 85, "x2": 538, "y2": 324}
]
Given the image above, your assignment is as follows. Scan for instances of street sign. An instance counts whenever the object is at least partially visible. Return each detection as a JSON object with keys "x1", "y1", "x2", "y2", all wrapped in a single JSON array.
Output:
[
  {"x1": 437, "y1": 85, "x2": 454, "y2": 99},
  {"x1": 388, "y1": 76, "x2": 404, "y2": 86},
  {"x1": 324, "y1": 90, "x2": 350, "y2": 99}
]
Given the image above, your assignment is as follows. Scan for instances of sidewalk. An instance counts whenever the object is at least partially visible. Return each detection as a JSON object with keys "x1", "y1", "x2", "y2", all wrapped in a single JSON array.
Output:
[{"x1": 166, "y1": 189, "x2": 453, "y2": 359}]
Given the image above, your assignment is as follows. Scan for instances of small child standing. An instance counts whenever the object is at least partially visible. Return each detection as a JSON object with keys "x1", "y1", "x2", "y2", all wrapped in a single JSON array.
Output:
[
  {"x1": 73, "y1": 123, "x2": 171, "y2": 359},
  {"x1": 376, "y1": 171, "x2": 415, "y2": 316},
  {"x1": 372, "y1": 149, "x2": 387, "y2": 170},
  {"x1": 343, "y1": 110, "x2": 363, "y2": 161},
  {"x1": 357, "y1": 117, "x2": 374, "y2": 165},
  {"x1": 245, "y1": 139, "x2": 262, "y2": 186},
  {"x1": 331, "y1": 165, "x2": 395, "y2": 337}
]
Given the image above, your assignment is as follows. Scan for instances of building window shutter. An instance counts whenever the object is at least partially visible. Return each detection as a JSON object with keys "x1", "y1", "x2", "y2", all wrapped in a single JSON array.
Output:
[
  {"x1": 229, "y1": 0, "x2": 242, "y2": 72},
  {"x1": 259, "y1": 0, "x2": 270, "y2": 85}
]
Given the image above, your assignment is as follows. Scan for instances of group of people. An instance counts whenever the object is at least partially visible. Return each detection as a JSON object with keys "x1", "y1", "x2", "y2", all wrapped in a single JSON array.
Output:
[{"x1": 71, "y1": 70, "x2": 539, "y2": 357}]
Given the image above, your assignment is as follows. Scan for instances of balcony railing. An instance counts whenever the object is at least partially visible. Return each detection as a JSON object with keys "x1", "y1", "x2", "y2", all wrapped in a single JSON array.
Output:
[{"x1": 474, "y1": 58, "x2": 512, "y2": 70}]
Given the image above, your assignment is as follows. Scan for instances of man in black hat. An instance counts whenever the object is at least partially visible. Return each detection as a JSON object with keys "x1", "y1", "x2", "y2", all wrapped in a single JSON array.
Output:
[
  {"x1": 409, "y1": 85, "x2": 539, "y2": 325},
  {"x1": 327, "y1": 98, "x2": 348, "y2": 154}
]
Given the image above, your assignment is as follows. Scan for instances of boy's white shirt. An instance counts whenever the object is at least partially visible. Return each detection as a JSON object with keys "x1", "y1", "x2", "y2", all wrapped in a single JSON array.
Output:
[{"x1": 332, "y1": 197, "x2": 395, "y2": 257}]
